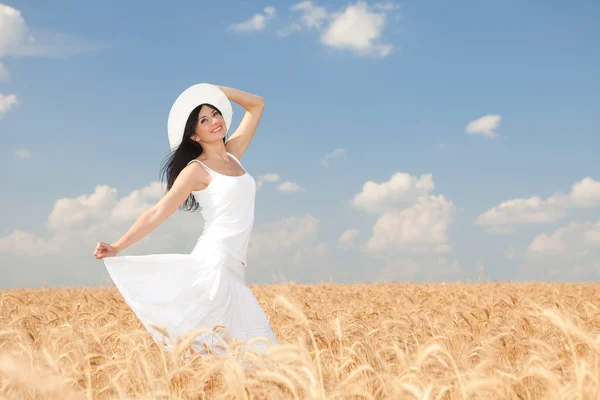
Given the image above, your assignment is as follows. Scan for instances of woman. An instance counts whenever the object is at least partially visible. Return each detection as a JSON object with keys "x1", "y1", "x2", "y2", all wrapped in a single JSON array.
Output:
[{"x1": 93, "y1": 83, "x2": 279, "y2": 358}]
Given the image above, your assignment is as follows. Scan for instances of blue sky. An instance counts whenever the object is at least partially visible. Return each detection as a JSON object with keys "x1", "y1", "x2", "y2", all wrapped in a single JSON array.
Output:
[{"x1": 1, "y1": 0, "x2": 599, "y2": 289}]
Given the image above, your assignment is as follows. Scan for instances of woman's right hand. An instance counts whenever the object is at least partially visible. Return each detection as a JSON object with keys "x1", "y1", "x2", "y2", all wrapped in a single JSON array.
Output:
[{"x1": 94, "y1": 242, "x2": 118, "y2": 259}]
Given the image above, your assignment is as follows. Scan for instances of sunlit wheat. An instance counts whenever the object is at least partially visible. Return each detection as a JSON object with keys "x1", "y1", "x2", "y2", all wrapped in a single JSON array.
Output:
[{"x1": 1, "y1": 282, "x2": 599, "y2": 399}]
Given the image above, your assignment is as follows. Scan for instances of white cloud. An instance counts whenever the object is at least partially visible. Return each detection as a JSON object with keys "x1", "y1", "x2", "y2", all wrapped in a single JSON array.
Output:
[
  {"x1": 337, "y1": 229, "x2": 359, "y2": 250},
  {"x1": 13, "y1": 149, "x2": 30, "y2": 158},
  {"x1": 0, "y1": 4, "x2": 103, "y2": 120},
  {"x1": 475, "y1": 177, "x2": 600, "y2": 234},
  {"x1": 45, "y1": 182, "x2": 165, "y2": 232},
  {"x1": 373, "y1": 2, "x2": 400, "y2": 11},
  {"x1": 476, "y1": 196, "x2": 565, "y2": 234},
  {"x1": 15, "y1": 29, "x2": 107, "y2": 58},
  {"x1": 363, "y1": 194, "x2": 454, "y2": 253},
  {"x1": 229, "y1": 6, "x2": 276, "y2": 32},
  {"x1": 465, "y1": 114, "x2": 501, "y2": 138},
  {"x1": 0, "y1": 4, "x2": 104, "y2": 59},
  {"x1": 528, "y1": 229, "x2": 566, "y2": 255},
  {"x1": 276, "y1": 23, "x2": 303, "y2": 38},
  {"x1": 256, "y1": 174, "x2": 304, "y2": 193},
  {"x1": 48, "y1": 185, "x2": 118, "y2": 231},
  {"x1": 256, "y1": 173, "x2": 280, "y2": 189},
  {"x1": 0, "y1": 93, "x2": 18, "y2": 118},
  {"x1": 350, "y1": 172, "x2": 434, "y2": 214},
  {"x1": 508, "y1": 219, "x2": 600, "y2": 280},
  {"x1": 320, "y1": 2, "x2": 393, "y2": 57},
  {"x1": 348, "y1": 171, "x2": 457, "y2": 281},
  {"x1": 277, "y1": 181, "x2": 305, "y2": 193},
  {"x1": 276, "y1": 1, "x2": 396, "y2": 57},
  {"x1": 111, "y1": 182, "x2": 164, "y2": 222},
  {"x1": 0, "y1": 181, "x2": 202, "y2": 289},
  {"x1": 0, "y1": 181, "x2": 169, "y2": 257},
  {"x1": 0, "y1": 62, "x2": 9, "y2": 81},
  {"x1": 569, "y1": 177, "x2": 600, "y2": 207},
  {"x1": 246, "y1": 213, "x2": 333, "y2": 282},
  {"x1": 0, "y1": 4, "x2": 29, "y2": 57},
  {"x1": 0, "y1": 181, "x2": 335, "y2": 286},
  {"x1": 321, "y1": 148, "x2": 346, "y2": 168},
  {"x1": 290, "y1": 1, "x2": 329, "y2": 29},
  {"x1": 248, "y1": 214, "x2": 319, "y2": 258},
  {"x1": 278, "y1": 1, "x2": 327, "y2": 36},
  {"x1": 527, "y1": 220, "x2": 600, "y2": 256},
  {"x1": 0, "y1": 230, "x2": 63, "y2": 256}
]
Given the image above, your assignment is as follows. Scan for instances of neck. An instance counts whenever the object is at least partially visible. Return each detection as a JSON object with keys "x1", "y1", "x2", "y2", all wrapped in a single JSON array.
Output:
[{"x1": 199, "y1": 141, "x2": 229, "y2": 160}]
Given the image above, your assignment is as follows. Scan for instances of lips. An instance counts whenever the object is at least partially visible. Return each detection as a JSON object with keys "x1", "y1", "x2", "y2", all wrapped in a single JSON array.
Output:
[{"x1": 211, "y1": 126, "x2": 222, "y2": 133}]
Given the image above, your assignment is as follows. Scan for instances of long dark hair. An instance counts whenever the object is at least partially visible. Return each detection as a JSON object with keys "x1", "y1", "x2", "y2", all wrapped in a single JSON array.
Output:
[{"x1": 159, "y1": 103, "x2": 225, "y2": 212}]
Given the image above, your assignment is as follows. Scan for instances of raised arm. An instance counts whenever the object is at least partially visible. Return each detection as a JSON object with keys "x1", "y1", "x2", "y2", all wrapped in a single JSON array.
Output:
[
  {"x1": 219, "y1": 85, "x2": 265, "y2": 160},
  {"x1": 93, "y1": 164, "x2": 203, "y2": 259}
]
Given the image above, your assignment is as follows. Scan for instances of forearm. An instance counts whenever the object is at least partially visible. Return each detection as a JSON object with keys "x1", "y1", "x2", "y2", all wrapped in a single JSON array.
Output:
[
  {"x1": 218, "y1": 85, "x2": 264, "y2": 111},
  {"x1": 111, "y1": 208, "x2": 165, "y2": 253}
]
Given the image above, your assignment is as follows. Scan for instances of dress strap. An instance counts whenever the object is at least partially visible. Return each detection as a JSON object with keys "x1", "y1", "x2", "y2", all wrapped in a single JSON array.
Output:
[
  {"x1": 226, "y1": 152, "x2": 247, "y2": 173},
  {"x1": 187, "y1": 159, "x2": 214, "y2": 176}
]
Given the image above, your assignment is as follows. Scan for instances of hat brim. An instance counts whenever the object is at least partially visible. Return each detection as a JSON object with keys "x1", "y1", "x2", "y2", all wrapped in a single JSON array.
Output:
[{"x1": 167, "y1": 83, "x2": 233, "y2": 151}]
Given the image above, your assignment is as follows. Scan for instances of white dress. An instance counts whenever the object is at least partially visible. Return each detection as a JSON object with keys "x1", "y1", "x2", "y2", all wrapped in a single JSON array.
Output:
[{"x1": 103, "y1": 152, "x2": 278, "y2": 358}]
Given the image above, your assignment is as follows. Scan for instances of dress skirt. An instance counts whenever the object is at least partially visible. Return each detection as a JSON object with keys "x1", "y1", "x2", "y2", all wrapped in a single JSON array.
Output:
[{"x1": 103, "y1": 242, "x2": 278, "y2": 358}]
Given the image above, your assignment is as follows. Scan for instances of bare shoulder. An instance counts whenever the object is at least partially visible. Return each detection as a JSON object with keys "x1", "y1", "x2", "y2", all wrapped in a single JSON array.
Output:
[{"x1": 185, "y1": 160, "x2": 212, "y2": 191}]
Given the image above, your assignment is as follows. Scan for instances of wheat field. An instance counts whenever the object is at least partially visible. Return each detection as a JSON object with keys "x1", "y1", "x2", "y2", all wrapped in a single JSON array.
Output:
[{"x1": 1, "y1": 282, "x2": 599, "y2": 399}]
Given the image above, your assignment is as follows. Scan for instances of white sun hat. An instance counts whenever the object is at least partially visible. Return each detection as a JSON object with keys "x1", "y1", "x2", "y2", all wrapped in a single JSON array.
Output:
[{"x1": 167, "y1": 83, "x2": 233, "y2": 151}]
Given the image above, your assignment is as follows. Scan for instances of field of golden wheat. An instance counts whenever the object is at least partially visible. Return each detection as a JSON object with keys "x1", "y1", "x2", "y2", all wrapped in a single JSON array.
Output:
[{"x1": 1, "y1": 282, "x2": 599, "y2": 399}]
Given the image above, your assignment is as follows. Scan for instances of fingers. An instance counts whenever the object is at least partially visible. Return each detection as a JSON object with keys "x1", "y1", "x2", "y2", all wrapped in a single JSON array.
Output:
[{"x1": 93, "y1": 242, "x2": 110, "y2": 259}]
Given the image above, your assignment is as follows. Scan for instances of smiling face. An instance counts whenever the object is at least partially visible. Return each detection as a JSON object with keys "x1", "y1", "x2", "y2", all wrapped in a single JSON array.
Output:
[{"x1": 191, "y1": 104, "x2": 227, "y2": 144}]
